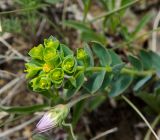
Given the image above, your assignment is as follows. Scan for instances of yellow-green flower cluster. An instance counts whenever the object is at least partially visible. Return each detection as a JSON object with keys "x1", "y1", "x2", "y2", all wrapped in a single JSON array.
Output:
[{"x1": 25, "y1": 36, "x2": 81, "y2": 91}]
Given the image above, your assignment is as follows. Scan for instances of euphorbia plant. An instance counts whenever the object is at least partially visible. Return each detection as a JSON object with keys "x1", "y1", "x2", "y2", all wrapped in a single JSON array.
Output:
[{"x1": 25, "y1": 36, "x2": 160, "y2": 140}]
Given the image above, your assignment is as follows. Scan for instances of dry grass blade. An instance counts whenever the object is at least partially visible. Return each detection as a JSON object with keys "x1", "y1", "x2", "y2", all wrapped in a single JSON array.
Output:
[
  {"x1": 90, "y1": 127, "x2": 118, "y2": 140},
  {"x1": 0, "y1": 74, "x2": 25, "y2": 96},
  {"x1": 0, "y1": 115, "x2": 41, "y2": 138},
  {"x1": 151, "y1": 10, "x2": 160, "y2": 52},
  {"x1": 0, "y1": 37, "x2": 29, "y2": 62},
  {"x1": 0, "y1": 70, "x2": 17, "y2": 79},
  {"x1": 0, "y1": 80, "x2": 24, "y2": 105}
]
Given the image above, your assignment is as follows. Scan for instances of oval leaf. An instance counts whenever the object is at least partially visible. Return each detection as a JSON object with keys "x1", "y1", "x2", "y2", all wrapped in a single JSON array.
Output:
[
  {"x1": 84, "y1": 43, "x2": 94, "y2": 67},
  {"x1": 133, "y1": 76, "x2": 152, "y2": 92},
  {"x1": 108, "y1": 50, "x2": 122, "y2": 66},
  {"x1": 109, "y1": 74, "x2": 133, "y2": 97},
  {"x1": 65, "y1": 72, "x2": 84, "y2": 99},
  {"x1": 128, "y1": 55, "x2": 143, "y2": 71},
  {"x1": 83, "y1": 71, "x2": 106, "y2": 94},
  {"x1": 92, "y1": 42, "x2": 111, "y2": 66}
]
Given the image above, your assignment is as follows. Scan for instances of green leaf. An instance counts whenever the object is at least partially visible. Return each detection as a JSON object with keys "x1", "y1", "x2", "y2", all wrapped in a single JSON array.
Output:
[
  {"x1": 112, "y1": 63, "x2": 125, "y2": 80},
  {"x1": 25, "y1": 63, "x2": 42, "y2": 79},
  {"x1": 88, "y1": 96, "x2": 106, "y2": 111},
  {"x1": 72, "y1": 100, "x2": 86, "y2": 128},
  {"x1": 92, "y1": 42, "x2": 111, "y2": 66},
  {"x1": 81, "y1": 31, "x2": 107, "y2": 45},
  {"x1": 106, "y1": 0, "x2": 115, "y2": 10},
  {"x1": 133, "y1": 76, "x2": 152, "y2": 92},
  {"x1": 149, "y1": 51, "x2": 160, "y2": 71},
  {"x1": 65, "y1": 72, "x2": 85, "y2": 99},
  {"x1": 139, "y1": 50, "x2": 152, "y2": 70},
  {"x1": 44, "y1": 0, "x2": 63, "y2": 4},
  {"x1": 137, "y1": 92, "x2": 160, "y2": 113},
  {"x1": 69, "y1": 77, "x2": 77, "y2": 87},
  {"x1": 109, "y1": 74, "x2": 133, "y2": 97},
  {"x1": 100, "y1": 73, "x2": 112, "y2": 90},
  {"x1": 63, "y1": 20, "x2": 91, "y2": 32},
  {"x1": 33, "y1": 134, "x2": 49, "y2": 140},
  {"x1": 83, "y1": 71, "x2": 106, "y2": 94},
  {"x1": 84, "y1": 43, "x2": 94, "y2": 67},
  {"x1": 60, "y1": 44, "x2": 73, "y2": 57},
  {"x1": 128, "y1": 55, "x2": 143, "y2": 71},
  {"x1": 82, "y1": 0, "x2": 91, "y2": 21},
  {"x1": 120, "y1": 25, "x2": 131, "y2": 41},
  {"x1": 63, "y1": 20, "x2": 107, "y2": 44},
  {"x1": 112, "y1": 63, "x2": 125, "y2": 73},
  {"x1": 132, "y1": 13, "x2": 152, "y2": 37},
  {"x1": 108, "y1": 50, "x2": 122, "y2": 66},
  {"x1": 0, "y1": 104, "x2": 48, "y2": 114}
]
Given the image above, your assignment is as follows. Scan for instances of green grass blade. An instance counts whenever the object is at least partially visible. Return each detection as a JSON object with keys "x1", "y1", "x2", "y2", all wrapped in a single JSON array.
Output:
[{"x1": 90, "y1": 0, "x2": 138, "y2": 23}]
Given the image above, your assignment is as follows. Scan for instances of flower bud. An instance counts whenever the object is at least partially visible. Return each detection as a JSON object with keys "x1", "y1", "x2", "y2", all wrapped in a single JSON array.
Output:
[
  {"x1": 43, "y1": 47, "x2": 58, "y2": 62},
  {"x1": 25, "y1": 63, "x2": 42, "y2": 79},
  {"x1": 76, "y1": 48, "x2": 87, "y2": 60},
  {"x1": 49, "y1": 68, "x2": 64, "y2": 85},
  {"x1": 62, "y1": 55, "x2": 77, "y2": 74},
  {"x1": 36, "y1": 104, "x2": 69, "y2": 133},
  {"x1": 44, "y1": 36, "x2": 59, "y2": 49},
  {"x1": 28, "y1": 44, "x2": 44, "y2": 60},
  {"x1": 30, "y1": 76, "x2": 51, "y2": 91}
]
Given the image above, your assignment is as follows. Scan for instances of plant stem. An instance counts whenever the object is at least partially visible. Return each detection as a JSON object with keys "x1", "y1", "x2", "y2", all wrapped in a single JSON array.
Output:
[
  {"x1": 77, "y1": 66, "x2": 156, "y2": 76},
  {"x1": 67, "y1": 93, "x2": 100, "y2": 108},
  {"x1": 122, "y1": 95, "x2": 160, "y2": 140},
  {"x1": 144, "y1": 114, "x2": 160, "y2": 140},
  {"x1": 62, "y1": 122, "x2": 77, "y2": 140},
  {"x1": 121, "y1": 68, "x2": 155, "y2": 76}
]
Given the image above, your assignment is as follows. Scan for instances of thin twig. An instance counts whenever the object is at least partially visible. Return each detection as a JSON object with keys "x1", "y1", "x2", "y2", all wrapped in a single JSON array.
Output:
[
  {"x1": 0, "y1": 37, "x2": 29, "y2": 62},
  {"x1": 0, "y1": 55, "x2": 27, "y2": 62},
  {"x1": 0, "y1": 81, "x2": 24, "y2": 105},
  {"x1": 144, "y1": 114, "x2": 160, "y2": 140},
  {"x1": 0, "y1": 70, "x2": 17, "y2": 78},
  {"x1": 0, "y1": 115, "x2": 41, "y2": 138},
  {"x1": 0, "y1": 74, "x2": 25, "y2": 96},
  {"x1": 36, "y1": 19, "x2": 46, "y2": 37},
  {"x1": 90, "y1": 127, "x2": 118, "y2": 140},
  {"x1": 151, "y1": 10, "x2": 160, "y2": 52},
  {"x1": 122, "y1": 95, "x2": 160, "y2": 140}
]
